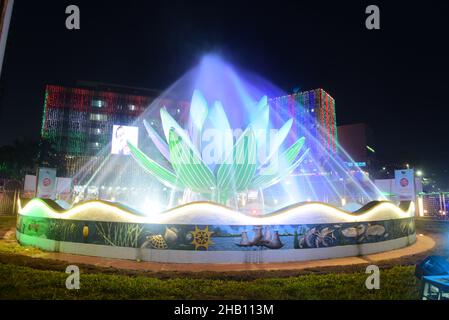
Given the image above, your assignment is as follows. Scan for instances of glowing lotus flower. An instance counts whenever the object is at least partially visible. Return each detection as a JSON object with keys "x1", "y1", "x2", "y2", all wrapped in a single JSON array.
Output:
[{"x1": 127, "y1": 90, "x2": 309, "y2": 204}]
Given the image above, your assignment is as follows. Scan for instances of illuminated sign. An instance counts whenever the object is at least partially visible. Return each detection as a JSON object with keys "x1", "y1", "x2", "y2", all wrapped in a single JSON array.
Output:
[
  {"x1": 345, "y1": 162, "x2": 366, "y2": 167},
  {"x1": 111, "y1": 125, "x2": 139, "y2": 155},
  {"x1": 36, "y1": 168, "x2": 57, "y2": 199},
  {"x1": 394, "y1": 169, "x2": 415, "y2": 201}
]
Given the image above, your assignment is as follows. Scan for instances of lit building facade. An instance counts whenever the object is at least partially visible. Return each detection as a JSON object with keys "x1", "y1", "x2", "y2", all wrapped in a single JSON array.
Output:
[
  {"x1": 41, "y1": 85, "x2": 337, "y2": 180},
  {"x1": 41, "y1": 84, "x2": 189, "y2": 178},
  {"x1": 271, "y1": 88, "x2": 337, "y2": 158},
  {"x1": 270, "y1": 90, "x2": 376, "y2": 205},
  {"x1": 42, "y1": 85, "x2": 150, "y2": 156}
]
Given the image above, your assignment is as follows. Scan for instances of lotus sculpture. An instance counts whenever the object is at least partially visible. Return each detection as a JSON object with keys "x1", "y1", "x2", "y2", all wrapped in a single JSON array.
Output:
[{"x1": 127, "y1": 90, "x2": 309, "y2": 205}]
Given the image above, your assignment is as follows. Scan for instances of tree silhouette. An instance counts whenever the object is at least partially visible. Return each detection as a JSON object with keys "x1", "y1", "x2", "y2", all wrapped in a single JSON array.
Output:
[{"x1": 0, "y1": 138, "x2": 63, "y2": 181}]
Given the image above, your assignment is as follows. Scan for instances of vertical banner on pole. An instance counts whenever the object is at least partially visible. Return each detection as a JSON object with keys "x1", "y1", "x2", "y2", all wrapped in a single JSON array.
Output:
[
  {"x1": 36, "y1": 168, "x2": 57, "y2": 199},
  {"x1": 394, "y1": 169, "x2": 415, "y2": 201}
]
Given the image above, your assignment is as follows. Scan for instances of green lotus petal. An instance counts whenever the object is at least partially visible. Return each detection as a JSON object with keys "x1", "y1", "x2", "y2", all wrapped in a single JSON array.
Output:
[
  {"x1": 216, "y1": 127, "x2": 257, "y2": 193},
  {"x1": 160, "y1": 107, "x2": 201, "y2": 157},
  {"x1": 252, "y1": 137, "x2": 305, "y2": 185},
  {"x1": 169, "y1": 129, "x2": 216, "y2": 194},
  {"x1": 143, "y1": 119, "x2": 170, "y2": 161},
  {"x1": 257, "y1": 136, "x2": 305, "y2": 177},
  {"x1": 251, "y1": 148, "x2": 310, "y2": 190},
  {"x1": 127, "y1": 141, "x2": 183, "y2": 190}
]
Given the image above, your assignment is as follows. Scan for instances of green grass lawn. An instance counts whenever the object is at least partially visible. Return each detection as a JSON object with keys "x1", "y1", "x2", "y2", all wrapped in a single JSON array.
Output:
[
  {"x1": 0, "y1": 216, "x2": 43, "y2": 256},
  {"x1": 0, "y1": 263, "x2": 420, "y2": 300},
  {"x1": 0, "y1": 216, "x2": 16, "y2": 230}
]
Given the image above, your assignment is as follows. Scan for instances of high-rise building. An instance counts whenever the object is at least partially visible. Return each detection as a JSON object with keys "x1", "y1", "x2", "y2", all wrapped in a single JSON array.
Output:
[
  {"x1": 43, "y1": 84, "x2": 148, "y2": 156},
  {"x1": 270, "y1": 88, "x2": 337, "y2": 157},
  {"x1": 41, "y1": 83, "x2": 189, "y2": 178},
  {"x1": 41, "y1": 85, "x2": 338, "y2": 181}
]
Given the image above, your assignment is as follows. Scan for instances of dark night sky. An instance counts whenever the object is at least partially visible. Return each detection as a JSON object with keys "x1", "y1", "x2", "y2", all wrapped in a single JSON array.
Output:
[{"x1": 1, "y1": 1, "x2": 449, "y2": 178}]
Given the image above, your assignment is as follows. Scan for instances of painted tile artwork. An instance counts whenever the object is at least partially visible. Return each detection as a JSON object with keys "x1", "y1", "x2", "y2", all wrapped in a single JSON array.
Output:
[{"x1": 17, "y1": 215, "x2": 415, "y2": 251}]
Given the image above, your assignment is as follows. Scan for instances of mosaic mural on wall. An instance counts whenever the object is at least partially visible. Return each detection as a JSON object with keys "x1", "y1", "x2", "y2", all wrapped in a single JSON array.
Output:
[{"x1": 17, "y1": 214, "x2": 415, "y2": 251}]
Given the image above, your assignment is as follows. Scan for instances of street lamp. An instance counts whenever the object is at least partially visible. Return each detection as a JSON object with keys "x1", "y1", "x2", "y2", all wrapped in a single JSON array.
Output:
[{"x1": 416, "y1": 170, "x2": 423, "y2": 177}]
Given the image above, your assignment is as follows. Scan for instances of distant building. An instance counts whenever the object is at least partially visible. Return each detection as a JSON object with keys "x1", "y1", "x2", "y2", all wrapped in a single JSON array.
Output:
[
  {"x1": 43, "y1": 85, "x2": 338, "y2": 176},
  {"x1": 268, "y1": 89, "x2": 345, "y2": 203},
  {"x1": 41, "y1": 84, "x2": 342, "y2": 193},
  {"x1": 270, "y1": 88, "x2": 337, "y2": 158},
  {"x1": 41, "y1": 83, "x2": 189, "y2": 179},
  {"x1": 336, "y1": 122, "x2": 379, "y2": 188},
  {"x1": 337, "y1": 123, "x2": 375, "y2": 167}
]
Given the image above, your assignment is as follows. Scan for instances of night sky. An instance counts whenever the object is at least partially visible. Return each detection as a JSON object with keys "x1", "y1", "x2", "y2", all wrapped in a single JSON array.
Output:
[{"x1": 1, "y1": 1, "x2": 448, "y2": 180}]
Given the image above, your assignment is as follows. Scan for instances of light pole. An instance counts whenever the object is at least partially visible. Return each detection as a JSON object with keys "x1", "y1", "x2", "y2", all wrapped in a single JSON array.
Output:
[{"x1": 0, "y1": 0, "x2": 14, "y2": 78}]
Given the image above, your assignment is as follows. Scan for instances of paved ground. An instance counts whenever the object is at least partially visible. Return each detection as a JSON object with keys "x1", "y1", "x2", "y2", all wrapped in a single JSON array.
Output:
[
  {"x1": 36, "y1": 235, "x2": 435, "y2": 272},
  {"x1": 4, "y1": 229, "x2": 436, "y2": 273}
]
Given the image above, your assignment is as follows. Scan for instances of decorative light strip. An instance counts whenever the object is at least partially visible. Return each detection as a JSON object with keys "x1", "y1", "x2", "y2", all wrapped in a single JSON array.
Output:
[{"x1": 20, "y1": 198, "x2": 414, "y2": 226}]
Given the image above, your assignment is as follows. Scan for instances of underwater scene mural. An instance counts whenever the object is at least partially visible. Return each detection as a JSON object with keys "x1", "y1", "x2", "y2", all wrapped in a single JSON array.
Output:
[{"x1": 17, "y1": 215, "x2": 415, "y2": 251}]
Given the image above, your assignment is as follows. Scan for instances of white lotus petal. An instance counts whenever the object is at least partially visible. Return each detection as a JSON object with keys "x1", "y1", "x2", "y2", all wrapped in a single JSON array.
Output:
[
  {"x1": 209, "y1": 101, "x2": 230, "y2": 131},
  {"x1": 143, "y1": 119, "x2": 170, "y2": 161},
  {"x1": 189, "y1": 90, "x2": 209, "y2": 152},
  {"x1": 160, "y1": 107, "x2": 200, "y2": 157},
  {"x1": 208, "y1": 101, "x2": 233, "y2": 162},
  {"x1": 250, "y1": 103, "x2": 269, "y2": 132},
  {"x1": 256, "y1": 95, "x2": 268, "y2": 112},
  {"x1": 190, "y1": 89, "x2": 208, "y2": 130},
  {"x1": 248, "y1": 102, "x2": 269, "y2": 155},
  {"x1": 259, "y1": 118, "x2": 293, "y2": 169}
]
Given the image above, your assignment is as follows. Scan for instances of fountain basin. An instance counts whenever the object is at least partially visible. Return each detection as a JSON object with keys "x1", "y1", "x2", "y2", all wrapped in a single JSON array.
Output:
[{"x1": 16, "y1": 198, "x2": 416, "y2": 264}]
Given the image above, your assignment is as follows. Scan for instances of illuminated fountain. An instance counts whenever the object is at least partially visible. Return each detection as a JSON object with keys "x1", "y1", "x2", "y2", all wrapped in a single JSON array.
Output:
[
  {"x1": 16, "y1": 55, "x2": 416, "y2": 264},
  {"x1": 128, "y1": 89, "x2": 309, "y2": 208}
]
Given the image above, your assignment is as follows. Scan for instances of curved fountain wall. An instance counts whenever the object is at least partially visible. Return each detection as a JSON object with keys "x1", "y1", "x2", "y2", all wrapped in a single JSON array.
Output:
[{"x1": 16, "y1": 198, "x2": 416, "y2": 264}]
